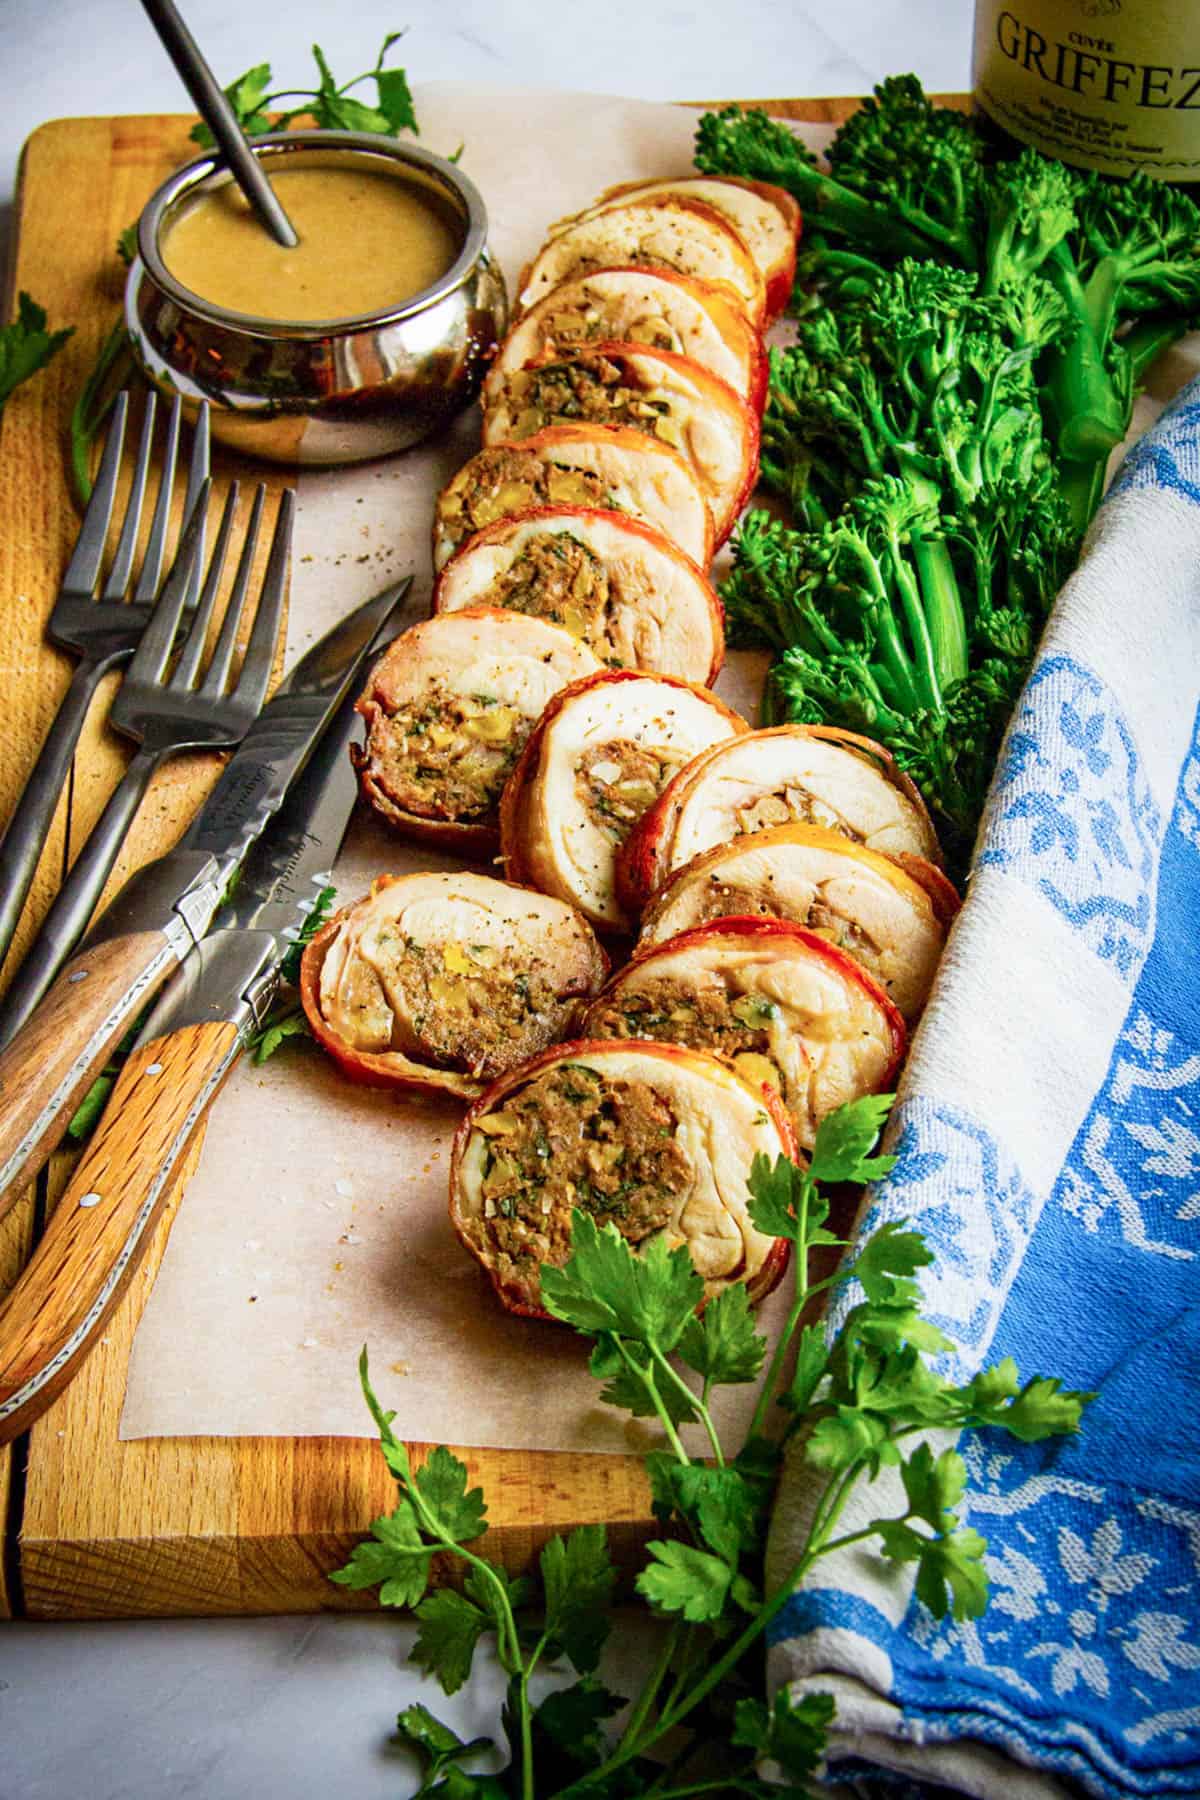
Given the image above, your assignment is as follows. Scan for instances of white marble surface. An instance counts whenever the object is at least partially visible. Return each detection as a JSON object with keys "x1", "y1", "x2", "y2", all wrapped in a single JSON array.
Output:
[{"x1": 0, "y1": 3, "x2": 970, "y2": 1795}]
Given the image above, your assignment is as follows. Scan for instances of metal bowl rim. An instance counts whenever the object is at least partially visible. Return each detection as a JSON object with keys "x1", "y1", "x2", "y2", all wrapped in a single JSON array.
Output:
[{"x1": 135, "y1": 129, "x2": 492, "y2": 340}]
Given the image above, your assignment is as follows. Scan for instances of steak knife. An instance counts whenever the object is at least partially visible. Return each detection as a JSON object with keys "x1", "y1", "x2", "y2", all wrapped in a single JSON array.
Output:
[
  {"x1": 0, "y1": 577, "x2": 411, "y2": 1222},
  {"x1": 0, "y1": 639, "x2": 389, "y2": 1442}
]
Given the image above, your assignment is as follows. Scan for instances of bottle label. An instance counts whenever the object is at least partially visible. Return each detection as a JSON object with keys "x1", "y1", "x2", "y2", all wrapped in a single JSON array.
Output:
[{"x1": 974, "y1": 0, "x2": 1200, "y2": 179}]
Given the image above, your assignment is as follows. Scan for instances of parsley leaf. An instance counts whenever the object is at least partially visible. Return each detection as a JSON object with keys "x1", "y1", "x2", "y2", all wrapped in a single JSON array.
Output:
[
  {"x1": 415, "y1": 1444, "x2": 487, "y2": 1543},
  {"x1": 247, "y1": 1002, "x2": 311, "y2": 1065},
  {"x1": 678, "y1": 1282, "x2": 766, "y2": 1387},
  {"x1": 780, "y1": 1322, "x2": 828, "y2": 1415},
  {"x1": 849, "y1": 1218, "x2": 934, "y2": 1305},
  {"x1": 745, "y1": 1152, "x2": 800, "y2": 1239},
  {"x1": 376, "y1": 67, "x2": 418, "y2": 134},
  {"x1": 962, "y1": 1363, "x2": 1095, "y2": 1440},
  {"x1": 540, "y1": 1212, "x2": 703, "y2": 1353},
  {"x1": 637, "y1": 1540, "x2": 741, "y2": 1623},
  {"x1": 540, "y1": 1525, "x2": 616, "y2": 1673},
  {"x1": 733, "y1": 1689, "x2": 835, "y2": 1778},
  {"x1": 281, "y1": 882, "x2": 336, "y2": 981},
  {"x1": 327, "y1": 1500, "x2": 432, "y2": 1608},
  {"x1": 411, "y1": 1589, "x2": 489, "y2": 1694},
  {"x1": 807, "y1": 1092, "x2": 897, "y2": 1185},
  {"x1": 0, "y1": 292, "x2": 73, "y2": 413},
  {"x1": 394, "y1": 1704, "x2": 494, "y2": 1791},
  {"x1": 876, "y1": 1516, "x2": 990, "y2": 1621},
  {"x1": 190, "y1": 61, "x2": 275, "y2": 145},
  {"x1": 589, "y1": 1335, "x2": 699, "y2": 1425},
  {"x1": 532, "y1": 1678, "x2": 624, "y2": 1761}
]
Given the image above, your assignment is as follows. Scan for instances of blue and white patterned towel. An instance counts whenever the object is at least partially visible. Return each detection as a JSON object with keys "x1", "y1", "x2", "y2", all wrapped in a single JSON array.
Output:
[{"x1": 767, "y1": 381, "x2": 1200, "y2": 1799}]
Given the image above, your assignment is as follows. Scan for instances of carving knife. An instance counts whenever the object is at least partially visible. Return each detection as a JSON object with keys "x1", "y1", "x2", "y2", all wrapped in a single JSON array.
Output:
[
  {"x1": 0, "y1": 577, "x2": 411, "y2": 1222},
  {"x1": 0, "y1": 631, "x2": 398, "y2": 1441}
]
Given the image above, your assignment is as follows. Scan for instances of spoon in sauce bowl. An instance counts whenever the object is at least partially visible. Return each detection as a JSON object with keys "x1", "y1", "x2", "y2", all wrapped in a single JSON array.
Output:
[{"x1": 138, "y1": 0, "x2": 299, "y2": 248}]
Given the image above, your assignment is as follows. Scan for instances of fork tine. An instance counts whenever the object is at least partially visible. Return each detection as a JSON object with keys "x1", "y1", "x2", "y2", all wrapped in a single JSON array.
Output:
[
  {"x1": 170, "y1": 483, "x2": 240, "y2": 691},
  {"x1": 100, "y1": 393, "x2": 157, "y2": 602},
  {"x1": 132, "y1": 392, "x2": 181, "y2": 606},
  {"x1": 181, "y1": 402, "x2": 211, "y2": 612},
  {"x1": 198, "y1": 484, "x2": 264, "y2": 697},
  {"x1": 61, "y1": 392, "x2": 128, "y2": 596},
  {"x1": 125, "y1": 478, "x2": 212, "y2": 685},
  {"x1": 231, "y1": 488, "x2": 292, "y2": 704}
]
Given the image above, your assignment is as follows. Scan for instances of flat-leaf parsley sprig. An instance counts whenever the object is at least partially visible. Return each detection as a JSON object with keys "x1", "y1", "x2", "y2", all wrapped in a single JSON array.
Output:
[
  {"x1": 335, "y1": 1093, "x2": 1093, "y2": 1797},
  {"x1": 189, "y1": 32, "x2": 418, "y2": 146}
]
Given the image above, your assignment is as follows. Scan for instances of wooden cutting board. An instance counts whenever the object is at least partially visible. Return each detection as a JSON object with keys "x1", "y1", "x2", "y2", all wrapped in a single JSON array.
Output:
[{"x1": 0, "y1": 96, "x2": 859, "y2": 1622}]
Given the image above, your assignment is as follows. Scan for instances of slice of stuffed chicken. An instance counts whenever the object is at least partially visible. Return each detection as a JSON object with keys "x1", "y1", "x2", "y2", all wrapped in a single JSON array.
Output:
[
  {"x1": 433, "y1": 425, "x2": 713, "y2": 573},
  {"x1": 555, "y1": 177, "x2": 801, "y2": 320},
  {"x1": 501, "y1": 669, "x2": 747, "y2": 934},
  {"x1": 582, "y1": 917, "x2": 905, "y2": 1153},
  {"x1": 353, "y1": 607, "x2": 600, "y2": 852},
  {"x1": 638, "y1": 823, "x2": 955, "y2": 1022},
  {"x1": 489, "y1": 266, "x2": 768, "y2": 411},
  {"x1": 517, "y1": 196, "x2": 767, "y2": 325},
  {"x1": 450, "y1": 1039, "x2": 795, "y2": 1317},
  {"x1": 481, "y1": 344, "x2": 760, "y2": 547},
  {"x1": 433, "y1": 506, "x2": 724, "y2": 685},
  {"x1": 300, "y1": 872, "x2": 608, "y2": 1100},
  {"x1": 619, "y1": 724, "x2": 943, "y2": 914}
]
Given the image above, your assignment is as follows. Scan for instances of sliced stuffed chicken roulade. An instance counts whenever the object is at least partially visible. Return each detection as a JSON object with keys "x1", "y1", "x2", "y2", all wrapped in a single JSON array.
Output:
[
  {"x1": 432, "y1": 425, "x2": 713, "y2": 573},
  {"x1": 432, "y1": 506, "x2": 724, "y2": 685},
  {"x1": 638, "y1": 823, "x2": 956, "y2": 1022},
  {"x1": 582, "y1": 917, "x2": 905, "y2": 1153},
  {"x1": 300, "y1": 872, "x2": 608, "y2": 1100},
  {"x1": 449, "y1": 1038, "x2": 796, "y2": 1317},
  {"x1": 488, "y1": 267, "x2": 768, "y2": 411},
  {"x1": 555, "y1": 177, "x2": 801, "y2": 321},
  {"x1": 353, "y1": 607, "x2": 599, "y2": 852},
  {"x1": 517, "y1": 196, "x2": 767, "y2": 325},
  {"x1": 618, "y1": 724, "x2": 943, "y2": 915},
  {"x1": 500, "y1": 669, "x2": 747, "y2": 934},
  {"x1": 481, "y1": 344, "x2": 760, "y2": 547}
]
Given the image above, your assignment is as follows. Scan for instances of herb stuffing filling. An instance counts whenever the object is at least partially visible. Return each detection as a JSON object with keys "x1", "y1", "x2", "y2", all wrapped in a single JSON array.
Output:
[
  {"x1": 368, "y1": 684, "x2": 529, "y2": 822},
  {"x1": 485, "y1": 533, "x2": 618, "y2": 657},
  {"x1": 587, "y1": 975, "x2": 779, "y2": 1082},
  {"x1": 471, "y1": 1064, "x2": 690, "y2": 1282},
  {"x1": 577, "y1": 738, "x2": 687, "y2": 845},
  {"x1": 502, "y1": 354, "x2": 685, "y2": 453},
  {"x1": 356, "y1": 933, "x2": 579, "y2": 1078},
  {"x1": 440, "y1": 446, "x2": 619, "y2": 552}
]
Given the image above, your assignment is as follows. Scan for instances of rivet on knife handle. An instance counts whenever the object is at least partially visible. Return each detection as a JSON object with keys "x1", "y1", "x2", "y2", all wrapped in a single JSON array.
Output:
[{"x1": 0, "y1": 1016, "x2": 244, "y2": 1443}]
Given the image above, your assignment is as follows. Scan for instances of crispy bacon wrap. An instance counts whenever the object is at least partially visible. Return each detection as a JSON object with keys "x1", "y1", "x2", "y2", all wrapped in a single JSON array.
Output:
[
  {"x1": 450, "y1": 1038, "x2": 795, "y2": 1317},
  {"x1": 500, "y1": 669, "x2": 747, "y2": 933},
  {"x1": 619, "y1": 724, "x2": 943, "y2": 915},
  {"x1": 353, "y1": 607, "x2": 599, "y2": 852},
  {"x1": 299, "y1": 872, "x2": 607, "y2": 1100},
  {"x1": 582, "y1": 916, "x2": 905, "y2": 1154},
  {"x1": 638, "y1": 823, "x2": 957, "y2": 1022},
  {"x1": 559, "y1": 176, "x2": 801, "y2": 321},
  {"x1": 488, "y1": 266, "x2": 768, "y2": 411},
  {"x1": 517, "y1": 195, "x2": 767, "y2": 325},
  {"x1": 481, "y1": 343, "x2": 760, "y2": 547},
  {"x1": 432, "y1": 425, "x2": 713, "y2": 573},
  {"x1": 432, "y1": 506, "x2": 724, "y2": 685}
]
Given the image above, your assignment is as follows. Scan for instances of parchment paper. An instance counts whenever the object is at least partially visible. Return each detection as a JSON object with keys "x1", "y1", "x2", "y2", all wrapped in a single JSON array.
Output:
[{"x1": 120, "y1": 85, "x2": 815, "y2": 1447}]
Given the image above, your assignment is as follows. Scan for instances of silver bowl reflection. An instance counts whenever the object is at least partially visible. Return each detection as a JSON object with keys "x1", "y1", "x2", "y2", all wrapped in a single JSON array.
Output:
[{"x1": 126, "y1": 131, "x2": 508, "y2": 465}]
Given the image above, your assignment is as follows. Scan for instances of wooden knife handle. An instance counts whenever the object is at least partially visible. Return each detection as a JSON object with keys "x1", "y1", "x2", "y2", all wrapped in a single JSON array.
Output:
[
  {"x1": 0, "y1": 1019, "x2": 242, "y2": 1443},
  {"x1": 0, "y1": 928, "x2": 182, "y2": 1223}
]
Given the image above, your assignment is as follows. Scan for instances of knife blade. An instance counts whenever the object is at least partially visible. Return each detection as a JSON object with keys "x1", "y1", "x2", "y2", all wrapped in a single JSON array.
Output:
[
  {"x1": 0, "y1": 577, "x2": 412, "y2": 1223},
  {"x1": 0, "y1": 654, "x2": 384, "y2": 1442}
]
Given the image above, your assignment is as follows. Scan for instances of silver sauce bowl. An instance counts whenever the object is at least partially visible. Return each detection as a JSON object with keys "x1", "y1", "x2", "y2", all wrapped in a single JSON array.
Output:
[{"x1": 126, "y1": 132, "x2": 508, "y2": 465}]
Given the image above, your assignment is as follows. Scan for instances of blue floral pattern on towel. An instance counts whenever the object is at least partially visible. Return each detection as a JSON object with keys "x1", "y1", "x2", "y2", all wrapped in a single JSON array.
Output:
[{"x1": 978, "y1": 656, "x2": 1160, "y2": 983}]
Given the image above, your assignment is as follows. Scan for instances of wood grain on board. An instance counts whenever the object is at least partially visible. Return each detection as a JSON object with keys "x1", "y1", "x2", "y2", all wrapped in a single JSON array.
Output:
[{"x1": 1, "y1": 98, "x2": 864, "y2": 1621}]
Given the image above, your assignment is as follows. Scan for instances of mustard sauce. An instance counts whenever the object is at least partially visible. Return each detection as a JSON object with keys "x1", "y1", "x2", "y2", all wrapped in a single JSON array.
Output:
[{"x1": 163, "y1": 165, "x2": 461, "y2": 323}]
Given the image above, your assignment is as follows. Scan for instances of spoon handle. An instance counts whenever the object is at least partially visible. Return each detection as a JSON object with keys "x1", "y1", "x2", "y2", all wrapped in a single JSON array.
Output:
[{"x1": 138, "y1": 0, "x2": 299, "y2": 248}]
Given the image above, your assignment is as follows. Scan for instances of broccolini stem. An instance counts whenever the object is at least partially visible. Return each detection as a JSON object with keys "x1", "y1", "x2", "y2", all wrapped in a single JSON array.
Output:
[
  {"x1": 1042, "y1": 245, "x2": 1128, "y2": 463},
  {"x1": 912, "y1": 532, "x2": 968, "y2": 691},
  {"x1": 1059, "y1": 454, "x2": 1109, "y2": 536}
]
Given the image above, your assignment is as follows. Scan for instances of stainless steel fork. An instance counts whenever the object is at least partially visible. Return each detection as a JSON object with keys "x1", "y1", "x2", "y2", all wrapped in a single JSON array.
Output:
[
  {"x1": 0, "y1": 480, "x2": 293, "y2": 1048},
  {"x1": 0, "y1": 390, "x2": 210, "y2": 972}
]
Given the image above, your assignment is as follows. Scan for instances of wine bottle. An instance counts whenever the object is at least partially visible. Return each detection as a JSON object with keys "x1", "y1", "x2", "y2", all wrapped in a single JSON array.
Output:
[{"x1": 972, "y1": 1, "x2": 1200, "y2": 182}]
